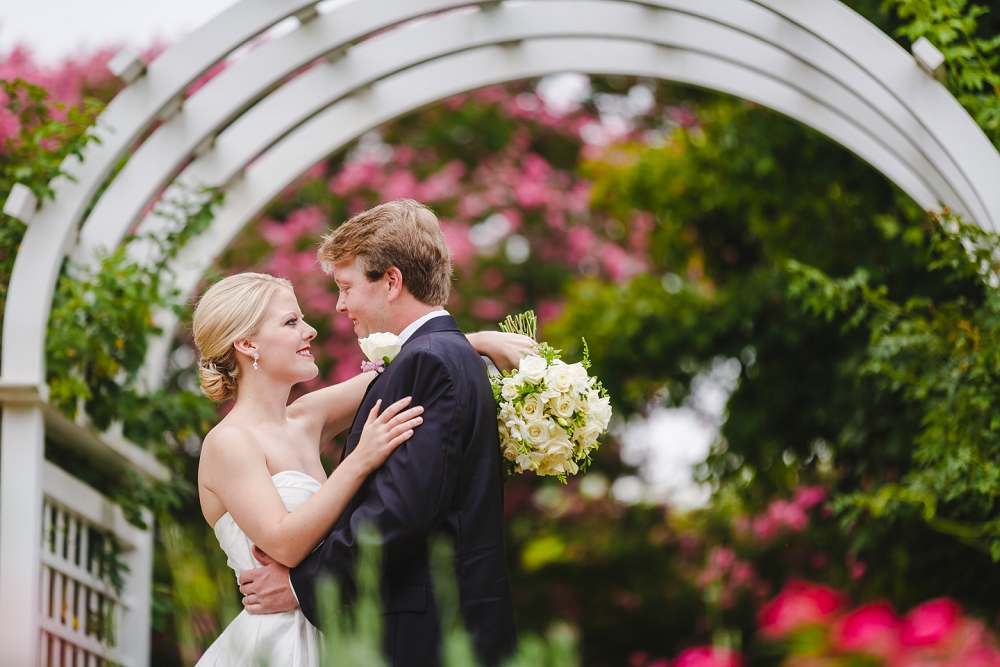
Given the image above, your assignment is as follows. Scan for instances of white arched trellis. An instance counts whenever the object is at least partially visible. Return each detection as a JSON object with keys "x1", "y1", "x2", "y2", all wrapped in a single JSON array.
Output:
[{"x1": 2, "y1": 0, "x2": 999, "y2": 664}]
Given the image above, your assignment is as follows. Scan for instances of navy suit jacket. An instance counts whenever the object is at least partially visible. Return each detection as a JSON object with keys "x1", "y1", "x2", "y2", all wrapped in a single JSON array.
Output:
[{"x1": 290, "y1": 315, "x2": 517, "y2": 666}]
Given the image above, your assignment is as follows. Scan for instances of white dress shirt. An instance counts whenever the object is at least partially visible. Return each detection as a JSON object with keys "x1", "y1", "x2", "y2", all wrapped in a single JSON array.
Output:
[{"x1": 397, "y1": 309, "x2": 450, "y2": 345}]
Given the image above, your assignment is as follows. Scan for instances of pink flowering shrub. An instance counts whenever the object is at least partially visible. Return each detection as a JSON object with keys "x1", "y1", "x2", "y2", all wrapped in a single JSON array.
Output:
[
  {"x1": 760, "y1": 582, "x2": 1000, "y2": 667},
  {"x1": 697, "y1": 546, "x2": 770, "y2": 611},
  {"x1": 735, "y1": 486, "x2": 827, "y2": 545}
]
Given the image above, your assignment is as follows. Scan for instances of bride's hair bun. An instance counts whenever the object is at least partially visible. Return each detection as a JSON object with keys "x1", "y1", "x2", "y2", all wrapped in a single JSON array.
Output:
[
  {"x1": 198, "y1": 359, "x2": 238, "y2": 403},
  {"x1": 192, "y1": 272, "x2": 293, "y2": 403}
]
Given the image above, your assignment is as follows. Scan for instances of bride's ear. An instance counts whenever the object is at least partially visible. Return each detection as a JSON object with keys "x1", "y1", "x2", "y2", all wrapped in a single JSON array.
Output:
[{"x1": 233, "y1": 338, "x2": 257, "y2": 360}]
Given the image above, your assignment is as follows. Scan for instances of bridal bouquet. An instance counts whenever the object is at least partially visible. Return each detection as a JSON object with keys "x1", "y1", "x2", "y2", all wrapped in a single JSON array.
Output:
[{"x1": 491, "y1": 312, "x2": 612, "y2": 481}]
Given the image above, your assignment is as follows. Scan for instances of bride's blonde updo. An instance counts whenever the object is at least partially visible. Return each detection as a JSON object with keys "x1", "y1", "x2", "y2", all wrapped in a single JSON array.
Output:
[{"x1": 192, "y1": 272, "x2": 294, "y2": 403}]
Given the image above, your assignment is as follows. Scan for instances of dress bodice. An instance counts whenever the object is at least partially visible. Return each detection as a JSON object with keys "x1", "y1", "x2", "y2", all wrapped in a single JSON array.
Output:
[{"x1": 213, "y1": 470, "x2": 323, "y2": 577}]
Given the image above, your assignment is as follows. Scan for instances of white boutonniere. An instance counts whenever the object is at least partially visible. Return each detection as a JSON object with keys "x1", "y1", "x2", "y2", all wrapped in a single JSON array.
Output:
[{"x1": 359, "y1": 332, "x2": 402, "y2": 374}]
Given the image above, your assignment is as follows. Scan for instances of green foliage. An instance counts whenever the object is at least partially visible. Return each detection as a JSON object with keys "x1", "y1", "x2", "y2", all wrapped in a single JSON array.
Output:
[
  {"x1": 44, "y1": 187, "x2": 223, "y2": 525},
  {"x1": 0, "y1": 78, "x2": 102, "y2": 351},
  {"x1": 788, "y1": 213, "x2": 1000, "y2": 559},
  {"x1": 160, "y1": 514, "x2": 225, "y2": 666},
  {"x1": 551, "y1": 84, "x2": 1000, "y2": 617},
  {"x1": 888, "y1": 0, "x2": 1000, "y2": 146},
  {"x1": 314, "y1": 526, "x2": 579, "y2": 667},
  {"x1": 552, "y1": 98, "x2": 940, "y2": 500}
]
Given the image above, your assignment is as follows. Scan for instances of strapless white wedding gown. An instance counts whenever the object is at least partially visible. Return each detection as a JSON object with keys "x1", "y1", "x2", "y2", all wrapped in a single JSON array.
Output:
[{"x1": 196, "y1": 470, "x2": 323, "y2": 667}]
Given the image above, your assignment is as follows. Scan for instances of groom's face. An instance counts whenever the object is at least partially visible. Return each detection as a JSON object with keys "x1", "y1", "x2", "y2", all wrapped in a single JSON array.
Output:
[{"x1": 333, "y1": 258, "x2": 390, "y2": 339}]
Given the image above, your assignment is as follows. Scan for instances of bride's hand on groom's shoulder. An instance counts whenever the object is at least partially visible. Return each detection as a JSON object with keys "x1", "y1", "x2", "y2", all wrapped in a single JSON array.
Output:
[
  {"x1": 469, "y1": 331, "x2": 537, "y2": 373},
  {"x1": 350, "y1": 397, "x2": 425, "y2": 473}
]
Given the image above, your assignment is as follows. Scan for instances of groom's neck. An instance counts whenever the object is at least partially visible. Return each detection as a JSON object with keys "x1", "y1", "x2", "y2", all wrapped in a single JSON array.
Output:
[{"x1": 387, "y1": 299, "x2": 444, "y2": 335}]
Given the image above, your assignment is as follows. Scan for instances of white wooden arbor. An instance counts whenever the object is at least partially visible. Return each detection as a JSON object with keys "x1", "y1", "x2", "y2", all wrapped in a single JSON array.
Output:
[{"x1": 2, "y1": 0, "x2": 999, "y2": 664}]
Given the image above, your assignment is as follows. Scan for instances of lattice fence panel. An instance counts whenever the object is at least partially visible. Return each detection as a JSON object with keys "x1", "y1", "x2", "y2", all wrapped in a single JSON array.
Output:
[{"x1": 38, "y1": 497, "x2": 127, "y2": 667}]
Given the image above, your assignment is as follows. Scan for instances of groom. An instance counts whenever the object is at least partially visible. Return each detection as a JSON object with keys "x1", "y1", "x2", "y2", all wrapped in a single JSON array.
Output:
[{"x1": 239, "y1": 199, "x2": 517, "y2": 667}]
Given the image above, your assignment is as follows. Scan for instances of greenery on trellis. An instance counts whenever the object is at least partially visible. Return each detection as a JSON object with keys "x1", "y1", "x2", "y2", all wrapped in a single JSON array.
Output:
[
  {"x1": 787, "y1": 213, "x2": 1000, "y2": 560},
  {"x1": 0, "y1": 78, "x2": 102, "y2": 353},
  {"x1": 888, "y1": 0, "x2": 1000, "y2": 147}
]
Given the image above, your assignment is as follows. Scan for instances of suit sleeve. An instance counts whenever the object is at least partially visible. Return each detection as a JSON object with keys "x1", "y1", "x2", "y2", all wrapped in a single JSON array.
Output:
[{"x1": 290, "y1": 347, "x2": 463, "y2": 625}]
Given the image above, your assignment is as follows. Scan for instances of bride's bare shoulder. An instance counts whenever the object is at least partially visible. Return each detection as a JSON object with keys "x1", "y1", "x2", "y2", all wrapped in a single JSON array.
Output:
[{"x1": 201, "y1": 421, "x2": 265, "y2": 470}]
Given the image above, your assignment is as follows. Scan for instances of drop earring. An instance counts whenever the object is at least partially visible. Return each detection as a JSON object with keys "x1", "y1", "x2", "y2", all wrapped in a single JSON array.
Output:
[{"x1": 253, "y1": 353, "x2": 259, "y2": 370}]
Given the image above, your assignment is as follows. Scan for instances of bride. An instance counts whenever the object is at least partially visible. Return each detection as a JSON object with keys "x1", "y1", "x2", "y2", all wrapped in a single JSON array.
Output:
[{"x1": 190, "y1": 272, "x2": 532, "y2": 666}]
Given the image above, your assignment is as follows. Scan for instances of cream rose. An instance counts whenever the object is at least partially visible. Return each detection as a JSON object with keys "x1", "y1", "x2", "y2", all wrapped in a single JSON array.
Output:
[
  {"x1": 545, "y1": 361, "x2": 574, "y2": 393},
  {"x1": 518, "y1": 354, "x2": 548, "y2": 385},
  {"x1": 501, "y1": 377, "x2": 520, "y2": 401},
  {"x1": 520, "y1": 393, "x2": 544, "y2": 420},
  {"x1": 524, "y1": 417, "x2": 552, "y2": 446},
  {"x1": 590, "y1": 394, "x2": 613, "y2": 429},
  {"x1": 549, "y1": 393, "x2": 577, "y2": 419},
  {"x1": 359, "y1": 332, "x2": 402, "y2": 364},
  {"x1": 567, "y1": 362, "x2": 591, "y2": 392},
  {"x1": 573, "y1": 423, "x2": 602, "y2": 448}
]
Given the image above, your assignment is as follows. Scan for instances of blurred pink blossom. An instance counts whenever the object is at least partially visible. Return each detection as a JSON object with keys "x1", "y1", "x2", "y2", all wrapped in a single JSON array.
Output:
[
  {"x1": 536, "y1": 299, "x2": 564, "y2": 323},
  {"x1": 472, "y1": 298, "x2": 506, "y2": 322},
  {"x1": 900, "y1": 598, "x2": 961, "y2": 648},
  {"x1": 793, "y1": 486, "x2": 827, "y2": 510},
  {"x1": 259, "y1": 206, "x2": 326, "y2": 246},
  {"x1": 758, "y1": 580, "x2": 844, "y2": 638},
  {"x1": 832, "y1": 602, "x2": 900, "y2": 660},
  {"x1": 439, "y1": 220, "x2": 475, "y2": 267},
  {"x1": 329, "y1": 160, "x2": 384, "y2": 196},
  {"x1": 673, "y1": 646, "x2": 743, "y2": 667},
  {"x1": 381, "y1": 170, "x2": 418, "y2": 200}
]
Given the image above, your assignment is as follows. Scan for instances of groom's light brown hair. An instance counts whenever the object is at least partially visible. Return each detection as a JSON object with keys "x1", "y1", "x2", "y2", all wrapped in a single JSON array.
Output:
[{"x1": 318, "y1": 199, "x2": 452, "y2": 306}]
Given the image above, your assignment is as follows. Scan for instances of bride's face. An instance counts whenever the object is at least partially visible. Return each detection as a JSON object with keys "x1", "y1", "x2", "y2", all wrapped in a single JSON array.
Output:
[{"x1": 249, "y1": 288, "x2": 318, "y2": 382}]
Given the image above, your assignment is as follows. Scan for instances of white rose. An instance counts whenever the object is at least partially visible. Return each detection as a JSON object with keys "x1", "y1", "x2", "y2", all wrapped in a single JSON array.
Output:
[
  {"x1": 520, "y1": 394, "x2": 544, "y2": 420},
  {"x1": 518, "y1": 355, "x2": 548, "y2": 385},
  {"x1": 549, "y1": 393, "x2": 577, "y2": 420},
  {"x1": 544, "y1": 428, "x2": 574, "y2": 459},
  {"x1": 545, "y1": 361, "x2": 574, "y2": 394},
  {"x1": 582, "y1": 390, "x2": 612, "y2": 430},
  {"x1": 538, "y1": 385, "x2": 561, "y2": 402},
  {"x1": 524, "y1": 418, "x2": 551, "y2": 446},
  {"x1": 359, "y1": 332, "x2": 402, "y2": 364},
  {"x1": 500, "y1": 377, "x2": 520, "y2": 401},
  {"x1": 573, "y1": 423, "x2": 602, "y2": 449},
  {"x1": 503, "y1": 442, "x2": 519, "y2": 462},
  {"x1": 567, "y1": 363, "x2": 591, "y2": 392},
  {"x1": 591, "y1": 395, "x2": 612, "y2": 430}
]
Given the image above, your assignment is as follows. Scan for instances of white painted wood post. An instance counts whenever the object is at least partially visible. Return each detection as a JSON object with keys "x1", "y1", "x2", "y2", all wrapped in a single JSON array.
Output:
[
  {"x1": 120, "y1": 509, "x2": 155, "y2": 667},
  {"x1": 0, "y1": 404, "x2": 45, "y2": 667}
]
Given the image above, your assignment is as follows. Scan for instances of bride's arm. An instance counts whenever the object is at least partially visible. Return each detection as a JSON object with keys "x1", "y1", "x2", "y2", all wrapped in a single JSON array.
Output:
[
  {"x1": 288, "y1": 331, "x2": 536, "y2": 446},
  {"x1": 288, "y1": 371, "x2": 375, "y2": 445},
  {"x1": 201, "y1": 398, "x2": 422, "y2": 568}
]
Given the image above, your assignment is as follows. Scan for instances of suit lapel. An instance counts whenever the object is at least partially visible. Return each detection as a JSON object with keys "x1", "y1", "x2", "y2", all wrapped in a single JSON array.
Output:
[{"x1": 340, "y1": 314, "x2": 462, "y2": 463}]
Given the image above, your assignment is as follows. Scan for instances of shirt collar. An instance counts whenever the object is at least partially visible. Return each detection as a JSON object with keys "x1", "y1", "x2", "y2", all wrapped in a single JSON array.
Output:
[{"x1": 398, "y1": 310, "x2": 450, "y2": 346}]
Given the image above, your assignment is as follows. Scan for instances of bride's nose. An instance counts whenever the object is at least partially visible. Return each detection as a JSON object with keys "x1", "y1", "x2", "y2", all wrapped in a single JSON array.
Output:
[{"x1": 304, "y1": 323, "x2": 317, "y2": 341}]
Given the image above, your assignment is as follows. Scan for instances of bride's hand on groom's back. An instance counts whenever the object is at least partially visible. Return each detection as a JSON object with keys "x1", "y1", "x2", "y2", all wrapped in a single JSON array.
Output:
[{"x1": 350, "y1": 397, "x2": 424, "y2": 473}]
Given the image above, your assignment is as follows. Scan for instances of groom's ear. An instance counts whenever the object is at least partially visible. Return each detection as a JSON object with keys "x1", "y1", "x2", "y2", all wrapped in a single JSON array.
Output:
[{"x1": 385, "y1": 266, "x2": 405, "y2": 302}]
